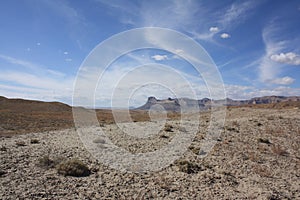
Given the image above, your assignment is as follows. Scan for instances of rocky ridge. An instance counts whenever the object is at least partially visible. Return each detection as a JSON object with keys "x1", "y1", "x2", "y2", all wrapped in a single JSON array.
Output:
[{"x1": 137, "y1": 96, "x2": 300, "y2": 111}]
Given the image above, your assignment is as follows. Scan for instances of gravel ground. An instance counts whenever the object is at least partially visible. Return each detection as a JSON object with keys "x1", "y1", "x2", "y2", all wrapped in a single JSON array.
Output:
[{"x1": 1, "y1": 107, "x2": 300, "y2": 199}]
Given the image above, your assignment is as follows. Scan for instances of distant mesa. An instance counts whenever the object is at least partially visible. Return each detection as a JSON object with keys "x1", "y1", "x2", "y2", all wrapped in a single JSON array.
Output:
[
  {"x1": 136, "y1": 96, "x2": 300, "y2": 111},
  {"x1": 137, "y1": 96, "x2": 181, "y2": 111}
]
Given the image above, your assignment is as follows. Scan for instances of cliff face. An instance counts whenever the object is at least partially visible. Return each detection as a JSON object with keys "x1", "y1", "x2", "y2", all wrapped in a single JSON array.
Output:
[
  {"x1": 137, "y1": 96, "x2": 181, "y2": 111},
  {"x1": 136, "y1": 96, "x2": 300, "y2": 111}
]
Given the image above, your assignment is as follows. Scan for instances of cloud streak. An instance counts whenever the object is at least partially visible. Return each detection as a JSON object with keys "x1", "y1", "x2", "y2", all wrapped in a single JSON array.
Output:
[{"x1": 0, "y1": 55, "x2": 74, "y2": 104}]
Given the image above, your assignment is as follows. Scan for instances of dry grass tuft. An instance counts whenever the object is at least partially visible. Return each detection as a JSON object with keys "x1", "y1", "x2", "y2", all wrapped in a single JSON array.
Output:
[
  {"x1": 30, "y1": 138, "x2": 39, "y2": 144},
  {"x1": 164, "y1": 124, "x2": 174, "y2": 132},
  {"x1": 15, "y1": 140, "x2": 26, "y2": 146},
  {"x1": 37, "y1": 155, "x2": 63, "y2": 169}
]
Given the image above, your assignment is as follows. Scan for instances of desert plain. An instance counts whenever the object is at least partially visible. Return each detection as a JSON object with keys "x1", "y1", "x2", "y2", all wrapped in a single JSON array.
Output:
[{"x1": 0, "y1": 97, "x2": 300, "y2": 199}]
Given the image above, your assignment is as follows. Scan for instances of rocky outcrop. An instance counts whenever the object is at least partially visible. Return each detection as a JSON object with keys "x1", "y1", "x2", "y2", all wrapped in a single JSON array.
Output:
[{"x1": 136, "y1": 96, "x2": 300, "y2": 111}]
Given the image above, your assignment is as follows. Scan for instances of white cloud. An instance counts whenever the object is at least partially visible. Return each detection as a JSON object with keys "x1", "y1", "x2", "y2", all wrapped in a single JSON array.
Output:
[
  {"x1": 220, "y1": 33, "x2": 230, "y2": 39},
  {"x1": 37, "y1": 42, "x2": 41, "y2": 46},
  {"x1": 209, "y1": 26, "x2": 219, "y2": 33},
  {"x1": 64, "y1": 51, "x2": 69, "y2": 55},
  {"x1": 270, "y1": 52, "x2": 300, "y2": 65},
  {"x1": 267, "y1": 76, "x2": 295, "y2": 85},
  {"x1": 151, "y1": 55, "x2": 168, "y2": 61},
  {"x1": 65, "y1": 58, "x2": 72, "y2": 62}
]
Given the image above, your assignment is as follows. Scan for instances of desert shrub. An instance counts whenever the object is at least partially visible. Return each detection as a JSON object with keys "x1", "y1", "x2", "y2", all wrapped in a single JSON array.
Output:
[
  {"x1": 30, "y1": 138, "x2": 39, "y2": 144},
  {"x1": 38, "y1": 155, "x2": 56, "y2": 169},
  {"x1": 267, "y1": 116, "x2": 275, "y2": 120},
  {"x1": 15, "y1": 141, "x2": 26, "y2": 146},
  {"x1": 37, "y1": 155, "x2": 64, "y2": 169},
  {"x1": 257, "y1": 138, "x2": 271, "y2": 144},
  {"x1": 0, "y1": 170, "x2": 6, "y2": 176},
  {"x1": 175, "y1": 160, "x2": 202, "y2": 174},
  {"x1": 56, "y1": 159, "x2": 90, "y2": 177},
  {"x1": 160, "y1": 134, "x2": 169, "y2": 139},
  {"x1": 257, "y1": 122, "x2": 263, "y2": 126},
  {"x1": 225, "y1": 126, "x2": 239, "y2": 132},
  {"x1": 164, "y1": 124, "x2": 173, "y2": 132},
  {"x1": 189, "y1": 146, "x2": 200, "y2": 154},
  {"x1": 0, "y1": 146, "x2": 7, "y2": 151}
]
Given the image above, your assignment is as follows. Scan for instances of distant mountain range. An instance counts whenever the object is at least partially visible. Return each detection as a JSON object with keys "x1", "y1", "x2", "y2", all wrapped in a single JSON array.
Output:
[
  {"x1": 1, "y1": 95, "x2": 300, "y2": 112},
  {"x1": 136, "y1": 96, "x2": 300, "y2": 111}
]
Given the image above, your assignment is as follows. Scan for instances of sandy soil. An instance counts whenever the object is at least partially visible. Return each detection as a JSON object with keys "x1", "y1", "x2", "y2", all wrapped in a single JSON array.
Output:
[{"x1": 0, "y1": 107, "x2": 300, "y2": 199}]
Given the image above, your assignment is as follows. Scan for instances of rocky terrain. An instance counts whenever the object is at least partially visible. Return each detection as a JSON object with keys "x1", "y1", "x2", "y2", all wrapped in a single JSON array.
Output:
[{"x1": 0, "y1": 96, "x2": 300, "y2": 199}]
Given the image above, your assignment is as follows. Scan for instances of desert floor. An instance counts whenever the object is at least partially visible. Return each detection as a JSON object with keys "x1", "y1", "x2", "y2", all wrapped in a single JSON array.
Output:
[{"x1": 1, "y1": 107, "x2": 299, "y2": 199}]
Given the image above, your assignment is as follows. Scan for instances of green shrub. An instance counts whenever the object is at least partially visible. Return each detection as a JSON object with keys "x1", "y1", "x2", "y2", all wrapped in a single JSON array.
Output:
[
  {"x1": 56, "y1": 159, "x2": 90, "y2": 177},
  {"x1": 175, "y1": 160, "x2": 202, "y2": 174},
  {"x1": 257, "y1": 138, "x2": 271, "y2": 144}
]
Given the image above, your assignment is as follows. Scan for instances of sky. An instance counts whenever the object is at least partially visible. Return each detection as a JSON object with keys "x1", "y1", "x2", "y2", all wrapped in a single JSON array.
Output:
[{"x1": 0, "y1": 0, "x2": 300, "y2": 107}]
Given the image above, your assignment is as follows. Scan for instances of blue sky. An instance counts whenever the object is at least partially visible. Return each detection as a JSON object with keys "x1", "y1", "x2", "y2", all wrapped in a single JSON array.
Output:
[{"x1": 0, "y1": 0, "x2": 300, "y2": 107}]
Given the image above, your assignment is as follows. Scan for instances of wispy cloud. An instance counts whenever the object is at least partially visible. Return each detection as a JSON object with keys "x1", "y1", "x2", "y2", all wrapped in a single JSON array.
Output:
[
  {"x1": 0, "y1": 55, "x2": 73, "y2": 103},
  {"x1": 0, "y1": 54, "x2": 40, "y2": 70},
  {"x1": 41, "y1": 0, "x2": 85, "y2": 26},
  {"x1": 0, "y1": 54, "x2": 66, "y2": 77},
  {"x1": 218, "y1": 1, "x2": 259, "y2": 30}
]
